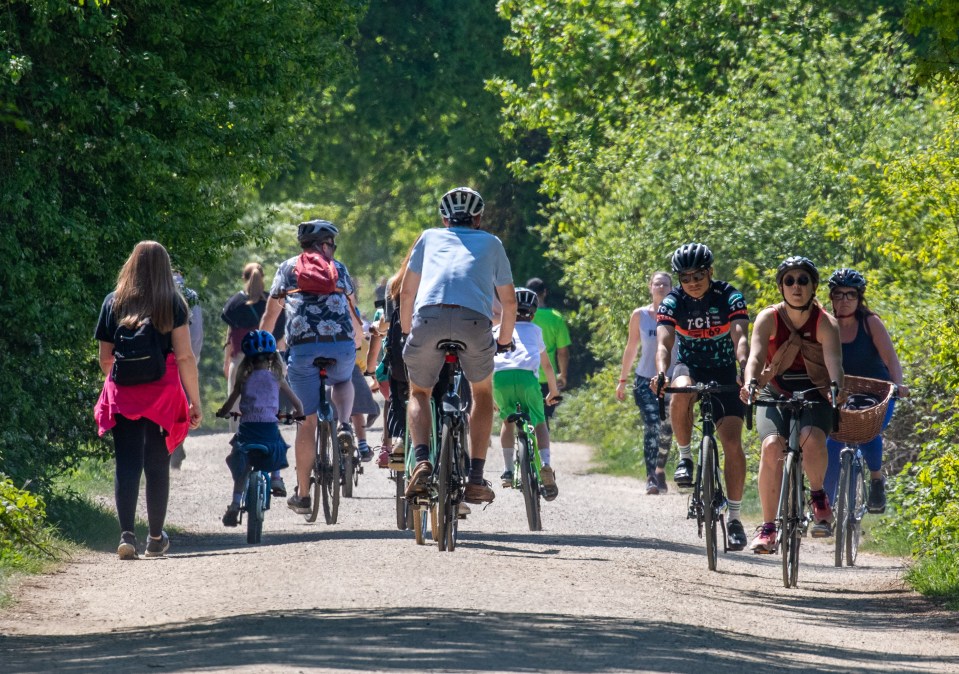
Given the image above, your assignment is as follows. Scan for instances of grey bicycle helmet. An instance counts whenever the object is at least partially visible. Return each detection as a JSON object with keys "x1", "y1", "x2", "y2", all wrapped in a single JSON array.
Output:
[
  {"x1": 515, "y1": 287, "x2": 539, "y2": 319},
  {"x1": 671, "y1": 243, "x2": 713, "y2": 273},
  {"x1": 297, "y1": 219, "x2": 339, "y2": 243},
  {"x1": 439, "y1": 187, "x2": 484, "y2": 224},
  {"x1": 828, "y1": 268, "x2": 866, "y2": 291},
  {"x1": 776, "y1": 255, "x2": 820, "y2": 285}
]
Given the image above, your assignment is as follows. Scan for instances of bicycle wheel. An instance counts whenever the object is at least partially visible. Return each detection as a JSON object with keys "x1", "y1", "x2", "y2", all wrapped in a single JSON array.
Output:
[
  {"x1": 518, "y1": 433, "x2": 542, "y2": 531},
  {"x1": 329, "y1": 429, "x2": 341, "y2": 523},
  {"x1": 307, "y1": 425, "x2": 328, "y2": 523},
  {"x1": 436, "y1": 420, "x2": 455, "y2": 552},
  {"x1": 245, "y1": 473, "x2": 265, "y2": 544},
  {"x1": 786, "y1": 455, "x2": 803, "y2": 587},
  {"x1": 342, "y1": 448, "x2": 355, "y2": 498},
  {"x1": 846, "y1": 457, "x2": 866, "y2": 566},
  {"x1": 412, "y1": 506, "x2": 428, "y2": 545},
  {"x1": 834, "y1": 450, "x2": 852, "y2": 567},
  {"x1": 319, "y1": 423, "x2": 339, "y2": 525},
  {"x1": 701, "y1": 436, "x2": 719, "y2": 571},
  {"x1": 395, "y1": 472, "x2": 408, "y2": 530},
  {"x1": 779, "y1": 453, "x2": 797, "y2": 588}
]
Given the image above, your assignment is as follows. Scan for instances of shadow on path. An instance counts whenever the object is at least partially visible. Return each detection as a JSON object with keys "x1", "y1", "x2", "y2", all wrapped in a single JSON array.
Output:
[{"x1": 1, "y1": 607, "x2": 954, "y2": 673}]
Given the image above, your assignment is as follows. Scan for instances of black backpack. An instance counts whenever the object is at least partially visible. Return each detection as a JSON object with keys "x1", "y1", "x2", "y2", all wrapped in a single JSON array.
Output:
[
  {"x1": 111, "y1": 319, "x2": 167, "y2": 386},
  {"x1": 385, "y1": 303, "x2": 407, "y2": 383}
]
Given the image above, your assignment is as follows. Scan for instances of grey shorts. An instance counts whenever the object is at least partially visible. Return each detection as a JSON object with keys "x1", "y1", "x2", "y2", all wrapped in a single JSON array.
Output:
[
  {"x1": 756, "y1": 386, "x2": 833, "y2": 441},
  {"x1": 403, "y1": 304, "x2": 495, "y2": 388}
]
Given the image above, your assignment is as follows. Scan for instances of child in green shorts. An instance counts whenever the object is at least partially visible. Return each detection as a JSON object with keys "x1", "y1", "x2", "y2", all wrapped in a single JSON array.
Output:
[{"x1": 493, "y1": 287, "x2": 563, "y2": 499}]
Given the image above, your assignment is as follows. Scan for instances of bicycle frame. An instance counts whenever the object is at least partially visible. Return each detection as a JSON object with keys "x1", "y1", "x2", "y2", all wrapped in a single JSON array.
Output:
[
  {"x1": 748, "y1": 383, "x2": 839, "y2": 588},
  {"x1": 660, "y1": 382, "x2": 736, "y2": 570}
]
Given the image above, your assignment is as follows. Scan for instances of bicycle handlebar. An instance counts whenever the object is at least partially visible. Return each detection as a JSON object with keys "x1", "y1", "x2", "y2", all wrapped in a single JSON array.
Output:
[
  {"x1": 745, "y1": 382, "x2": 840, "y2": 433},
  {"x1": 656, "y1": 379, "x2": 740, "y2": 422}
]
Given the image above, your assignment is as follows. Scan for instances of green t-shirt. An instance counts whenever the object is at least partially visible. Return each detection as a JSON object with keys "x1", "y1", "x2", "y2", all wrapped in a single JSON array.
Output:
[{"x1": 532, "y1": 307, "x2": 571, "y2": 383}]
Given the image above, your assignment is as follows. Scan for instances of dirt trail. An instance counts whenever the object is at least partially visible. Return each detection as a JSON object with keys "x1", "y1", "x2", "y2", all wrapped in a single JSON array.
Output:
[{"x1": 1, "y1": 421, "x2": 957, "y2": 673}]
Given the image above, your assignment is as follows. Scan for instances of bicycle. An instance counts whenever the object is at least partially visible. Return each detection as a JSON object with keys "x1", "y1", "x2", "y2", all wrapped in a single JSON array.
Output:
[
  {"x1": 341, "y1": 426, "x2": 362, "y2": 499},
  {"x1": 405, "y1": 340, "x2": 471, "y2": 552},
  {"x1": 504, "y1": 397, "x2": 562, "y2": 532},
  {"x1": 221, "y1": 412, "x2": 303, "y2": 544},
  {"x1": 657, "y1": 379, "x2": 740, "y2": 572},
  {"x1": 831, "y1": 376, "x2": 896, "y2": 567},
  {"x1": 747, "y1": 383, "x2": 839, "y2": 588},
  {"x1": 305, "y1": 356, "x2": 342, "y2": 525}
]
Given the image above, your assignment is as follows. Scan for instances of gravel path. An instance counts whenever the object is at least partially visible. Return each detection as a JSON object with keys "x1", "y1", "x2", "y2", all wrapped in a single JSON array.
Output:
[{"x1": 1, "y1": 420, "x2": 957, "y2": 673}]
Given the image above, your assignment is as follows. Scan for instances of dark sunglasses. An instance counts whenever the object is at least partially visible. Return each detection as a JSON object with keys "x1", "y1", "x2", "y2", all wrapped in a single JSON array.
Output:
[
  {"x1": 679, "y1": 269, "x2": 708, "y2": 284},
  {"x1": 830, "y1": 290, "x2": 859, "y2": 301},
  {"x1": 782, "y1": 275, "x2": 810, "y2": 287},
  {"x1": 322, "y1": 240, "x2": 337, "y2": 251}
]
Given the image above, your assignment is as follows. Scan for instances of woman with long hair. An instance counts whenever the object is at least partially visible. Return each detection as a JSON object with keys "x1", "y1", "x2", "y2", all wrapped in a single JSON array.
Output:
[
  {"x1": 221, "y1": 262, "x2": 284, "y2": 429},
  {"x1": 94, "y1": 241, "x2": 202, "y2": 559}
]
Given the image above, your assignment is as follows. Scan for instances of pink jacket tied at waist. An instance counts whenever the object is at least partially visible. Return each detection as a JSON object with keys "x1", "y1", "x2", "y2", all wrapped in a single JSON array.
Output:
[{"x1": 95, "y1": 353, "x2": 190, "y2": 453}]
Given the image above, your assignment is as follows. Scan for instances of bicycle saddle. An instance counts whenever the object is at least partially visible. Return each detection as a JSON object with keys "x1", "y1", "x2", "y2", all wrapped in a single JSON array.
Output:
[
  {"x1": 313, "y1": 357, "x2": 337, "y2": 368},
  {"x1": 435, "y1": 339, "x2": 467, "y2": 352}
]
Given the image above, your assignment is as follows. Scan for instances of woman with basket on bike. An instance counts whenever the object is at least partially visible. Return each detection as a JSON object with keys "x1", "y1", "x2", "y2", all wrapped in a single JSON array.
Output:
[
  {"x1": 823, "y1": 268, "x2": 909, "y2": 514},
  {"x1": 740, "y1": 256, "x2": 844, "y2": 553}
]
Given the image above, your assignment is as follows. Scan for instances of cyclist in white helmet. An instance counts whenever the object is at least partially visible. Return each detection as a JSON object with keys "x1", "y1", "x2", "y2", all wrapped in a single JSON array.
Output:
[{"x1": 400, "y1": 187, "x2": 517, "y2": 505}]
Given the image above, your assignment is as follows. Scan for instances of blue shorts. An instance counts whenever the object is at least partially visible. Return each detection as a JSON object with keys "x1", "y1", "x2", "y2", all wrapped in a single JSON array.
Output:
[{"x1": 287, "y1": 340, "x2": 356, "y2": 416}]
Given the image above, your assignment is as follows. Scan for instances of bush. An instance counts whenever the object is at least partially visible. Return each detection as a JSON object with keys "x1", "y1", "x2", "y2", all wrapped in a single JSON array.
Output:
[{"x1": 0, "y1": 473, "x2": 55, "y2": 565}]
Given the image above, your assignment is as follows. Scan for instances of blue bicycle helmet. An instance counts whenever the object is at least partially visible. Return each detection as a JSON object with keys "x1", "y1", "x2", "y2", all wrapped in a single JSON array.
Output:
[{"x1": 241, "y1": 330, "x2": 277, "y2": 357}]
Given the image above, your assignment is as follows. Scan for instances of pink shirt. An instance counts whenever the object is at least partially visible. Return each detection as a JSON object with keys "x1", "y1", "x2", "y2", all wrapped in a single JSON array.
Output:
[{"x1": 94, "y1": 353, "x2": 191, "y2": 453}]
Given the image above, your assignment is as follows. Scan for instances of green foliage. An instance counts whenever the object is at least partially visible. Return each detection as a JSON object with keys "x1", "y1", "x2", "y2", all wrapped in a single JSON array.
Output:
[
  {"x1": 0, "y1": 1, "x2": 363, "y2": 485},
  {"x1": 894, "y1": 441, "x2": 959, "y2": 556},
  {"x1": 0, "y1": 474, "x2": 55, "y2": 564},
  {"x1": 265, "y1": 0, "x2": 551, "y2": 285},
  {"x1": 905, "y1": 553, "x2": 959, "y2": 608}
]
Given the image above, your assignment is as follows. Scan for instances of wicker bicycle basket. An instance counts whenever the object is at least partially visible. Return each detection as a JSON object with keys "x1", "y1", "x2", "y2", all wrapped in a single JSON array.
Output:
[{"x1": 830, "y1": 375, "x2": 895, "y2": 445}]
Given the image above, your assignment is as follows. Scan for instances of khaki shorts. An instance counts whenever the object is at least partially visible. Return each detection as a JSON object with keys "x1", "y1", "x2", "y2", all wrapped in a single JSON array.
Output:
[{"x1": 403, "y1": 305, "x2": 495, "y2": 389}]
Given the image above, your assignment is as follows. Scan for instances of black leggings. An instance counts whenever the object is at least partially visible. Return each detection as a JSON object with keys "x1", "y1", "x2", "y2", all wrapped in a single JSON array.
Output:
[{"x1": 112, "y1": 415, "x2": 170, "y2": 538}]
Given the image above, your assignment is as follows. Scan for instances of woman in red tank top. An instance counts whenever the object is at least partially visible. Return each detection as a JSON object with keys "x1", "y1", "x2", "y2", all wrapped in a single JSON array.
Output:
[{"x1": 739, "y1": 256, "x2": 844, "y2": 554}]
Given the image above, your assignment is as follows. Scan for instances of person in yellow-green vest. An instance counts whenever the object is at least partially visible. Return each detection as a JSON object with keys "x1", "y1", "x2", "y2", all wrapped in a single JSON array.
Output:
[{"x1": 525, "y1": 278, "x2": 571, "y2": 423}]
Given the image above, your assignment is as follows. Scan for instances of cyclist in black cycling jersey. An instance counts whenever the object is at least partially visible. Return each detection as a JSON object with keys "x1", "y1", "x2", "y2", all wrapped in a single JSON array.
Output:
[{"x1": 651, "y1": 243, "x2": 750, "y2": 551}]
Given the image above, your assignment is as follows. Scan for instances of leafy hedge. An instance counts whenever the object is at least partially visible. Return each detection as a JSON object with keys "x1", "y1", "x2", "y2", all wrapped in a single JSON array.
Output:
[{"x1": 0, "y1": 473, "x2": 53, "y2": 565}]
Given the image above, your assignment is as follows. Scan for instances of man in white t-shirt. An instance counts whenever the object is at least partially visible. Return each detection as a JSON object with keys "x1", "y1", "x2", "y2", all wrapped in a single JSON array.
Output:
[{"x1": 493, "y1": 288, "x2": 562, "y2": 499}]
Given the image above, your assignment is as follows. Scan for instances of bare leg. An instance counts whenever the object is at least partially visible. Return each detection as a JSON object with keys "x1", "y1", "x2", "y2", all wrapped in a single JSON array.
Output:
[
  {"x1": 716, "y1": 417, "x2": 746, "y2": 501},
  {"x1": 758, "y1": 435, "x2": 786, "y2": 523}
]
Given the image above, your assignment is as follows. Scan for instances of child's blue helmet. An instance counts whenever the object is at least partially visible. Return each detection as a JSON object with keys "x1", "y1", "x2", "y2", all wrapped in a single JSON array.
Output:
[{"x1": 241, "y1": 330, "x2": 277, "y2": 356}]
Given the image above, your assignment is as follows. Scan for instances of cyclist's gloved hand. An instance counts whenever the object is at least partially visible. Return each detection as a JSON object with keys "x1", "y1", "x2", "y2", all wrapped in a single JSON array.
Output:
[
  {"x1": 496, "y1": 339, "x2": 515, "y2": 354},
  {"x1": 652, "y1": 372, "x2": 667, "y2": 397}
]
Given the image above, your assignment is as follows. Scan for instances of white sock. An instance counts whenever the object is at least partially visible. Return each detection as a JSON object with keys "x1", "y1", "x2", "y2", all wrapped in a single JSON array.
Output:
[
  {"x1": 540, "y1": 447, "x2": 551, "y2": 466},
  {"x1": 679, "y1": 444, "x2": 693, "y2": 461},
  {"x1": 502, "y1": 446, "x2": 514, "y2": 471},
  {"x1": 727, "y1": 499, "x2": 742, "y2": 522}
]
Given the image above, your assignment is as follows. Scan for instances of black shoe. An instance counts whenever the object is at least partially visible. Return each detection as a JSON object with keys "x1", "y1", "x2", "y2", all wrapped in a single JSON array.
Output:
[
  {"x1": 673, "y1": 458, "x2": 694, "y2": 487},
  {"x1": 222, "y1": 503, "x2": 240, "y2": 527},
  {"x1": 867, "y1": 478, "x2": 887, "y2": 514},
  {"x1": 145, "y1": 531, "x2": 170, "y2": 558},
  {"x1": 655, "y1": 471, "x2": 668, "y2": 494},
  {"x1": 287, "y1": 489, "x2": 311, "y2": 514},
  {"x1": 726, "y1": 519, "x2": 747, "y2": 551},
  {"x1": 117, "y1": 531, "x2": 138, "y2": 560},
  {"x1": 500, "y1": 470, "x2": 514, "y2": 488},
  {"x1": 645, "y1": 474, "x2": 659, "y2": 495}
]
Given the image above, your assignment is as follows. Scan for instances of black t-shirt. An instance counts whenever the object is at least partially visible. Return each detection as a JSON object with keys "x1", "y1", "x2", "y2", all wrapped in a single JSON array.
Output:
[
  {"x1": 95, "y1": 292, "x2": 188, "y2": 353},
  {"x1": 220, "y1": 291, "x2": 285, "y2": 340}
]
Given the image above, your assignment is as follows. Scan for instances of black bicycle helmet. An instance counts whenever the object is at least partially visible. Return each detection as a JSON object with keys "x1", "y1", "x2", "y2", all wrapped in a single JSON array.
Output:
[
  {"x1": 671, "y1": 243, "x2": 713, "y2": 273},
  {"x1": 241, "y1": 330, "x2": 277, "y2": 357},
  {"x1": 439, "y1": 187, "x2": 484, "y2": 224},
  {"x1": 828, "y1": 268, "x2": 866, "y2": 291},
  {"x1": 515, "y1": 287, "x2": 539, "y2": 319},
  {"x1": 775, "y1": 256, "x2": 820, "y2": 285},
  {"x1": 297, "y1": 219, "x2": 339, "y2": 243}
]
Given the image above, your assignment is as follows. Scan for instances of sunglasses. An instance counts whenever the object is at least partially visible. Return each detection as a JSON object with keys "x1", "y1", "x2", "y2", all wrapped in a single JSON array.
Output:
[
  {"x1": 782, "y1": 275, "x2": 810, "y2": 287},
  {"x1": 679, "y1": 269, "x2": 708, "y2": 284},
  {"x1": 830, "y1": 290, "x2": 859, "y2": 301},
  {"x1": 322, "y1": 240, "x2": 337, "y2": 251}
]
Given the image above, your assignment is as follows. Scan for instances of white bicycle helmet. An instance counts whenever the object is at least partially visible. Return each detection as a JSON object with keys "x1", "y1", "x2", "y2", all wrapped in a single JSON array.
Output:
[
  {"x1": 297, "y1": 219, "x2": 339, "y2": 243},
  {"x1": 439, "y1": 187, "x2": 484, "y2": 224}
]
